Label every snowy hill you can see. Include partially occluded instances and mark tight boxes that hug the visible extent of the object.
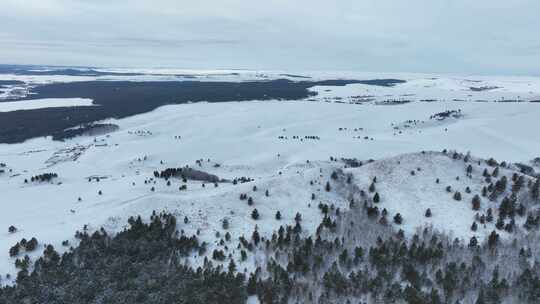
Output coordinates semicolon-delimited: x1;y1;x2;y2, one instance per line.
1;93;539;285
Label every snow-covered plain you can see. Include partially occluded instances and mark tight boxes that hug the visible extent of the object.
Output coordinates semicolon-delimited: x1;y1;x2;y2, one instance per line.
0;77;540;284
0;98;94;112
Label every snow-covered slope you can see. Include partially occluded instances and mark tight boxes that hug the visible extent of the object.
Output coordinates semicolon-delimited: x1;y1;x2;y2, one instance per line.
1;93;539;284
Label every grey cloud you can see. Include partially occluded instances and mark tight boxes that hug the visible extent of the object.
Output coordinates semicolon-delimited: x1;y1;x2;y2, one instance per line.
0;0;539;75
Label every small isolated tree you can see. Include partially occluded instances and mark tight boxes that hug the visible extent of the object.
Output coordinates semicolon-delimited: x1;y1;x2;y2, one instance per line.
222;218;229;230
8;226;17;233
311;193;316;200
369;182;376;193
265;189;269;197
453;191;462;201
373;192;380;203
251;209;260;220
184;216;189;224
492;167;499;177
471;221;478;231
275;211;282;220
247;197;254;206
331;171;338;180
425;208;432;218
295;212;302;223
98;190;103;195
472;195;481;210
325;182;331;192
394;213;403;225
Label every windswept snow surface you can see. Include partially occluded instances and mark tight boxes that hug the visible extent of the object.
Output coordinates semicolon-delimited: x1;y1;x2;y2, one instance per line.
0;98;94;112
0;89;539;284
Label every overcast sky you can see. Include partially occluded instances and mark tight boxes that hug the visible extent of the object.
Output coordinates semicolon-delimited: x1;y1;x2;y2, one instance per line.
1;0;539;75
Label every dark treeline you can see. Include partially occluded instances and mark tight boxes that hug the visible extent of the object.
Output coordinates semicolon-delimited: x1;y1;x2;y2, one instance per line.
0;79;404;143
25;173;58;183
154;167;222;183
0;212;246;304
0;80;25;86
52;123;120;141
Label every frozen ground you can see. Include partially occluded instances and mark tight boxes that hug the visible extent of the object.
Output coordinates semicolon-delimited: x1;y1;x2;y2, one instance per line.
0;79;539;284
0;98;94;112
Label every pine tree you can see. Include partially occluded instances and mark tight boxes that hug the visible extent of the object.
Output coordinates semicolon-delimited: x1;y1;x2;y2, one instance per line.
495;217;505;230
8;226;17;233
275;211;282;220
469;236;478;248
228;260;236;273
369;182;376;193
488;231;499;248
471;221;478;231
325;182;331;192
252;229;260;245
247;273;257;295
251;209;260;220
486;208;494;222
394;213;403;224
453;191;462;201
373;192;380;203
532;179;540;201
222;218;229;230
425;208;432;217
472;195;481;210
